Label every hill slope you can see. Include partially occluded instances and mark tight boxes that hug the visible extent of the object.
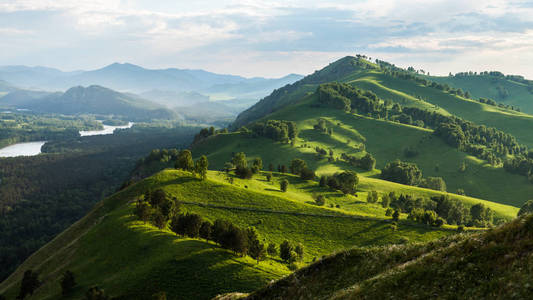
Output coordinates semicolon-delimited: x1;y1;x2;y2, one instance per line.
0;169;467;299
245;213;533;300
429;73;533;114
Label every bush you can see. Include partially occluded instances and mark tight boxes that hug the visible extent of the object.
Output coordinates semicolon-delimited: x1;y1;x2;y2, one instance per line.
267;243;277;256
280;179;289;192
315;195;326;206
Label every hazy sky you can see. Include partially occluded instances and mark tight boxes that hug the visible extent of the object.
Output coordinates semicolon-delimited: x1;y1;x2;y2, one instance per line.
2;0;533;78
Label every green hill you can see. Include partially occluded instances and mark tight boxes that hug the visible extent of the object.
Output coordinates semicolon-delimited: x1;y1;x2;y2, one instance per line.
196;56;533;207
243;212;533;300
428;72;533;114
1;169;480;299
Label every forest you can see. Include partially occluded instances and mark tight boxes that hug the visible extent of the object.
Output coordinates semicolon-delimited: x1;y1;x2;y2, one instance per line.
0;124;198;281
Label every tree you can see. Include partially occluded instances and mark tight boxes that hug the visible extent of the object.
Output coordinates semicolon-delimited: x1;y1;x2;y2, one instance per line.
381;194;391;208
518;200;533;216
290;159;308;175
266;173;272;182
85;286;108;300
279;240;294;262
150;189;167;208
336;171;359;194
199;221;212;241
392;209;400;221
134;200;151;222
419;177;447;192
251;157;263;174
195;155;209;180
280;179;289;192
315;195;326;206
151;209;167;229
232;152;247;169
248;238;266;263
222;224;248;255
367;190;378;203
280;165;287;173
470;203;493;227
294;243;304;261
300;167;316;180
60;270;76;296
18;270;40;300
360;153;376;170
267;243;277;256
176;150;194;171
319;175;327;187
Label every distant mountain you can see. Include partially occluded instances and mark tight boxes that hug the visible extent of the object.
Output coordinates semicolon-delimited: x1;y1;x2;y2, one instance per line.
0;79;18;93
139;90;210;107
207;73;304;99
0;63;303;97
1;85;177;121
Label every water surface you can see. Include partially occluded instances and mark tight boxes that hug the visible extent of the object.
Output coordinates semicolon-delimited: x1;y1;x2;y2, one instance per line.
0;141;46;157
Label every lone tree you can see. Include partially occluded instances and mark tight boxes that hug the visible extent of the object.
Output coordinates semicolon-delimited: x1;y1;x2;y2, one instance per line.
336;171;359;194
176;150;194;171
60;270;76;296
280;179;289;192
392;209;400;222
251;157;263;174
279;240;296;262
290;159;307;175
195;155;209;180
18;270;40;300
267;243;277;256
294;243;304;261
232;152;248;169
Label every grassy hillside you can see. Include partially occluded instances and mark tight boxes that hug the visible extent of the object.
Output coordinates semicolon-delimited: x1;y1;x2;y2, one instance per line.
244;213;533;300
0;169;465;299
193;91;533;207
429;73;533;114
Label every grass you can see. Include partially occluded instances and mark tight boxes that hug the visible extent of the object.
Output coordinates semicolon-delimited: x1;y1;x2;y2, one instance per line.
0;170;458;299
193;91;532;208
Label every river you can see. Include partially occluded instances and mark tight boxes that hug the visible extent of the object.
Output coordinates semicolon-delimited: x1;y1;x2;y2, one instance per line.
0;122;134;157
0;141;47;157
79;122;134;136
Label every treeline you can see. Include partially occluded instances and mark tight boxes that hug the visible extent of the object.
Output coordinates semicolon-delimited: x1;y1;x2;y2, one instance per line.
376;59;522;110
386;193;494;227
192;126;229;144
316;82;525;166
134;189;303;265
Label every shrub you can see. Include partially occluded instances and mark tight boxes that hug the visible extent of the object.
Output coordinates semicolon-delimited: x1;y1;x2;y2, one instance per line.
315;195;326;206
280;179;289;192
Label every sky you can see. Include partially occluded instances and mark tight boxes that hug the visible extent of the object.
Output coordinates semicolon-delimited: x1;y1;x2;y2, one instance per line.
2;0;533;78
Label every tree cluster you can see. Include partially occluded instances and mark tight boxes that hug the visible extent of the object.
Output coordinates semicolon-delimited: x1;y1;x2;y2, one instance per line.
134;189;180;229
249;120;298;143
340;153;376;170
321;171;359;194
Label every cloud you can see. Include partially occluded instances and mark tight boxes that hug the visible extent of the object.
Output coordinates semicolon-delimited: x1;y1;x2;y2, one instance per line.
1;0;533;78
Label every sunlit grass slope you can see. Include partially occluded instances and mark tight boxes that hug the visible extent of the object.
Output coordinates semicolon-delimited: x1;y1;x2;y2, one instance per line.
0;170;461;299
194;92;532;207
